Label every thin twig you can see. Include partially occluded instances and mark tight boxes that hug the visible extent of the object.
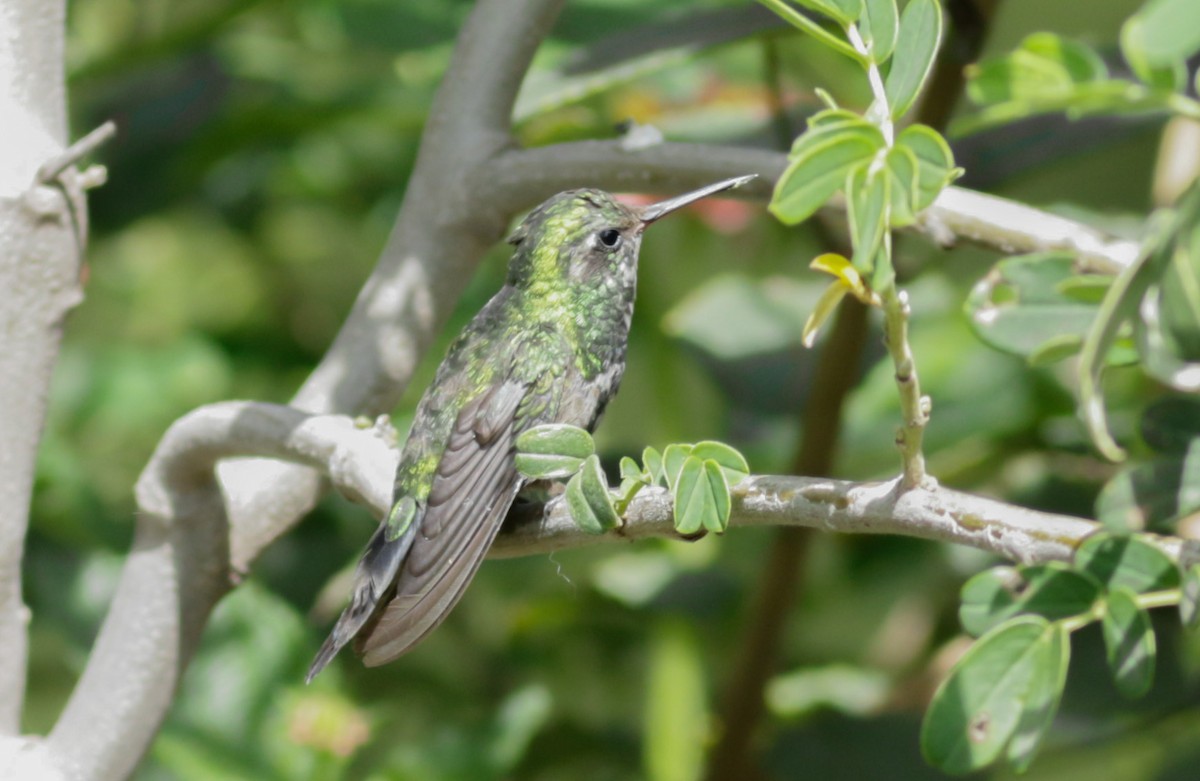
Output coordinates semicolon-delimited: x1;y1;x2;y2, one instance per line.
35;120;116;184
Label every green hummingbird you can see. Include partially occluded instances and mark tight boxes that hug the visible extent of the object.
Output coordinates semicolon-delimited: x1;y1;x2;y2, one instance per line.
307;174;755;681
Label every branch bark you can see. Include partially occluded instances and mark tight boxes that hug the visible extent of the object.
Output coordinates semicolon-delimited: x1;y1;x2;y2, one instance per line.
0;0;74;738
55;402;1164;570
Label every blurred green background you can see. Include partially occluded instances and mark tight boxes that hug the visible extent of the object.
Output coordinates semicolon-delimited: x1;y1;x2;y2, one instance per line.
24;0;1200;778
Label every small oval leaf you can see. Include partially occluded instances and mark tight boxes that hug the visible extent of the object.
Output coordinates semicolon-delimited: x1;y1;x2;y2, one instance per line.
1180;563;1200;629
701;459;733;533
895;124;957;211
672;456;708;536
564;455;621;534
770;124;885;225
1074;533;1181;593
662;444;694;490
1006;622;1069;773
691;441;750;485
884;0;942;118
859;0;899;63
1102;587;1156;698
921;616;1053;774
959;563;1101;637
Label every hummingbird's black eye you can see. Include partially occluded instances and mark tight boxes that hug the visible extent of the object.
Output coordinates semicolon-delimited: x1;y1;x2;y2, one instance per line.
597;228;622;249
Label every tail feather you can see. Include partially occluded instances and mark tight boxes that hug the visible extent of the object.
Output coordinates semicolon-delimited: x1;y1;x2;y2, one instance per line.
306;522;414;683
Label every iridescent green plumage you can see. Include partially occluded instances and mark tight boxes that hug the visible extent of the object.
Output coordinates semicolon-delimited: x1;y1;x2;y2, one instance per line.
308;176;753;681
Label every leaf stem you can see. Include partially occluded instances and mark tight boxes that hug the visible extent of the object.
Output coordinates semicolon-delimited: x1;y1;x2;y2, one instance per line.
881;287;930;488
846;24;894;146
847;21;928;488
756;0;867;65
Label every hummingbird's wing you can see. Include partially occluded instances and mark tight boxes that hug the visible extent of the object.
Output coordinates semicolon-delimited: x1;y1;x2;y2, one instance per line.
356;379;529;666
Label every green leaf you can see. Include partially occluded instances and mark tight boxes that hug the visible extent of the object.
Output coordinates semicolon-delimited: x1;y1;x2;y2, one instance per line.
920;616;1056;774
616;456;650;514
1095;440;1200;532
791;0;862;26
959;563;1101;637
802;279;854;347
672;456;733;535
1181;564;1200;629
1027;334;1085;366
1138;184;1200;390
1074;533;1181;593
802;108;866;135
770;122;884;225
1102;587;1156;698
858;0;898;63
967;34;1106;106
515;424;595;479
883;0;942;118
662;444;694;490
1022;32;1108;84
1079;218;1171;461
845;161;890;274
564;455;621;534
965;253;1109;363
643;446;665;486
1121;17;1187;91
1121;0;1200;72
690;441;750;485
1006;622;1069;773
757;0;867;64
882;143;918;227
1057;274;1113;304
895;124;957;211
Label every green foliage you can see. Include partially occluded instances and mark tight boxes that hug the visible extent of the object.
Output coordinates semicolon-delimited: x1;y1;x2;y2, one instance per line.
1078;181;1200;460
515;425;749;537
769;115;885;226
762;0;960;347
926;532;1191;774
882;0;941;119
921;616;1065;775
514;424;596;479
565;454;624;534
958;563;1102;637
957;0;1200;134
965;252;1119;365
1102;587;1156;698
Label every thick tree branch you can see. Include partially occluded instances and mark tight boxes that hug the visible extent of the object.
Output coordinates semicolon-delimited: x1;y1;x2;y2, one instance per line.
0;0;77;738
90;404;1177;571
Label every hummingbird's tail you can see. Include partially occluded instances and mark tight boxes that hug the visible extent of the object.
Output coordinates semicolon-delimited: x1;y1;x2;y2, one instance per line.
306;521;414;683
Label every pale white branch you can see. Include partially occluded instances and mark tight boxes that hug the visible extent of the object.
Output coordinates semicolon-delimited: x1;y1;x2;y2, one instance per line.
494;476;1162;566
0;0;80;740
44;403;396;780
476;141;1141;272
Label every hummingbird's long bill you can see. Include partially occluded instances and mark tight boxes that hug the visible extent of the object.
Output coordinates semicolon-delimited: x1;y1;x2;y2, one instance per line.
637;173;758;224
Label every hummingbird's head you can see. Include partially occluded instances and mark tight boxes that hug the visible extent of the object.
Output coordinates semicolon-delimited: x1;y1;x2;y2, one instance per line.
504;175;756;294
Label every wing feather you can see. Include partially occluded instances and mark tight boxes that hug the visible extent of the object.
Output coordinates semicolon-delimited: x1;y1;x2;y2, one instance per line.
356;380;527;665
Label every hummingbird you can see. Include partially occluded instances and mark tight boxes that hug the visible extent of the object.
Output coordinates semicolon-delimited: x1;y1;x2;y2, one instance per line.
307;174;755;682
